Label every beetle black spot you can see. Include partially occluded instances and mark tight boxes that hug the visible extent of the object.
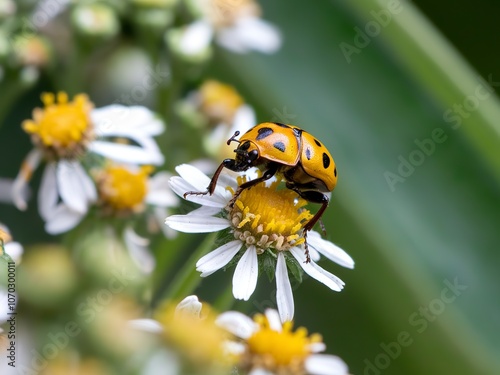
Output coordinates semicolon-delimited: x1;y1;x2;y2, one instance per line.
273;122;290;128
256;127;274;140
334;167;337;177
314;139;322;147
273;141;286;152
305;147;312;160
322;153;330;169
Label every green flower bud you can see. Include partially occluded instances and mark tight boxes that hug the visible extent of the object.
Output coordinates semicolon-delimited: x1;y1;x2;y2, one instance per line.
71;3;120;41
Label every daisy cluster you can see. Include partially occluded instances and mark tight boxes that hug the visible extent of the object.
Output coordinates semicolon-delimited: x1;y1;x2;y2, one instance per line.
0;2;355;374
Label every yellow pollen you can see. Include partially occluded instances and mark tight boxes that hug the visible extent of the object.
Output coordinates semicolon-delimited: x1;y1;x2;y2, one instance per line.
199;80;244;124
97;165;153;212
246;313;322;370
22;92;94;155
230;180;312;251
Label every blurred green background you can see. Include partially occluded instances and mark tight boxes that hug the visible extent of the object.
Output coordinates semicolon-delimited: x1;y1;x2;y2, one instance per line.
1;0;500;374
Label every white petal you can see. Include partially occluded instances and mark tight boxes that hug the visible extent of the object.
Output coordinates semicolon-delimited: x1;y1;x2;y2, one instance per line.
290;247;345;292
154;207;177;239
175;164;211;191
38;162;58;220
4;242;23;265
308;231;355;269
180;20;213;55
309;342;327;353
249;369;274;375
216;311;257;339
128;319;163;333
169;176;228;208
175;295;202;318
187;205;222;217
0;178;16;204
196;240;242;277
73;160;97;203
44;204;85;234
232;246;258;301
264;309;283;332
217;17;281;54
12;149;42;210
222;340;246;356
142;348;180;375
276;252;294;322
92;105;165;136
232;104;256;134
123;227;155;274
56;161;92;214
90;139;164;166
305;354;349;375
146;172;179;207
165;215;229;233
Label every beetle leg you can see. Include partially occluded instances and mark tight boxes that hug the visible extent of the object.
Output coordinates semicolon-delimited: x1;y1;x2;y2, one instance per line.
183;159;236;198
228;164;279;207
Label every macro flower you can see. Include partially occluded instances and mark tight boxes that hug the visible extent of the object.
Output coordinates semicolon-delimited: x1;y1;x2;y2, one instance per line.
217;308;349;375
12;92;165;217
166;164;354;322
43;163;178;272
130;295;234;374
173;0;281;57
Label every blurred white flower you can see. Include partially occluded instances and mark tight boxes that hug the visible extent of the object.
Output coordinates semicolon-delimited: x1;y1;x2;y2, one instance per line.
217;308;349;375
43;164;178;273
12;93;165;223
177;0;281;56
166;164;354;322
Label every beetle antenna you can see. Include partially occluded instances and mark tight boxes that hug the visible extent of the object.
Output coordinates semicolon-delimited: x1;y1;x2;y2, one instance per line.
226;131;241;145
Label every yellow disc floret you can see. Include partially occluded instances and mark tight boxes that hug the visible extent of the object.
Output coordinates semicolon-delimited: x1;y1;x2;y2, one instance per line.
155;301;235;372
229;178;312;252
22;92;94;159
96;165;153;214
244;313;323;374
199;80;244;125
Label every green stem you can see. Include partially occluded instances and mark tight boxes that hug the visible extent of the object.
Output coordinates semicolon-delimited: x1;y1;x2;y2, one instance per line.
212;282;235;312
161;232;217;302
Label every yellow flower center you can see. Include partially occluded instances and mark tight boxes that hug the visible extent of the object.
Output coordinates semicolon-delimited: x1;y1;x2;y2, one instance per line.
22;92;94;159
245;313;322;373
155;302;235;371
97;165;152;212
207;0;261;27
199;80;244;124
229;178;312;252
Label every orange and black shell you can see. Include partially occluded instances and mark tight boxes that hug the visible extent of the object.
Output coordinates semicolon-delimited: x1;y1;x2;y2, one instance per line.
237;122;337;192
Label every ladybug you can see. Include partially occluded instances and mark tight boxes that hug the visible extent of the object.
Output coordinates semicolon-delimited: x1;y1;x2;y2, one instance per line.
186;122;338;262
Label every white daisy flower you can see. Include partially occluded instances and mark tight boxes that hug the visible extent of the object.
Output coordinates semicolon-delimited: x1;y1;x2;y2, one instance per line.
166;164;354;322
217;308;349;375
177;0;281;56
11;92;165;218
43;164;178;273
130;295;235;373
